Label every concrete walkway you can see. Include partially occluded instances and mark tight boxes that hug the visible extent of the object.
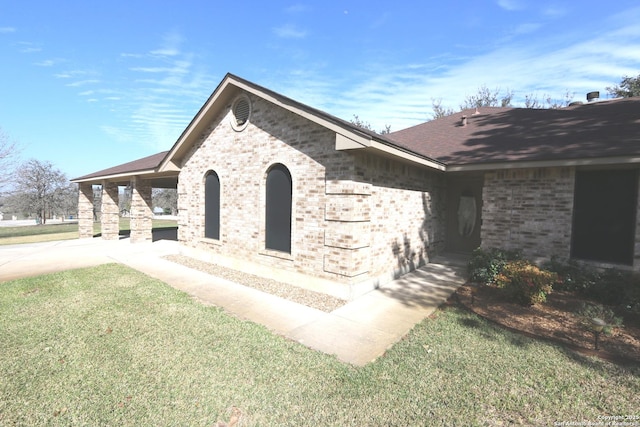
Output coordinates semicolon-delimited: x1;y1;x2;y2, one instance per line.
0;237;467;366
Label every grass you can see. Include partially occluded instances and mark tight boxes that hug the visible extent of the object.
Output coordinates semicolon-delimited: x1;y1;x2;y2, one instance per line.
1;264;638;426
0;219;178;245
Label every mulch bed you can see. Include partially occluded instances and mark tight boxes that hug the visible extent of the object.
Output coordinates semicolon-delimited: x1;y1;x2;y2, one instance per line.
454;284;640;365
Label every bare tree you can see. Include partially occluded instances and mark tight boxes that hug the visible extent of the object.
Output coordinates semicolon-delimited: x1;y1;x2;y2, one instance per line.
461;85;513;109
0;127;21;192
14;159;68;224
431;98;455;119
152;188;178;215
350;115;392;134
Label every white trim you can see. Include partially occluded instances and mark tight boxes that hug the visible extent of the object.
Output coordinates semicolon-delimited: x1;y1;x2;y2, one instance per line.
446;155;640;172
71;169;157;184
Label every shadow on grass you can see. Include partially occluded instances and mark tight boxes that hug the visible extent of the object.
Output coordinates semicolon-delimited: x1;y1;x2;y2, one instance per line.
453;303;640;370
456;310;532;349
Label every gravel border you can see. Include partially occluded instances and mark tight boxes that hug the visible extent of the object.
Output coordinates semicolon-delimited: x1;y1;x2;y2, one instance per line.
164;254;347;313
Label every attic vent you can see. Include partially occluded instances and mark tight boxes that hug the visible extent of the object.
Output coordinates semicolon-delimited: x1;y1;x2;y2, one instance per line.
230;95;251;131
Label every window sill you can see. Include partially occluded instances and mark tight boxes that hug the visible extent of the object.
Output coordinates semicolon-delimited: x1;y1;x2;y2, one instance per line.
199;237;222;247
259;248;294;261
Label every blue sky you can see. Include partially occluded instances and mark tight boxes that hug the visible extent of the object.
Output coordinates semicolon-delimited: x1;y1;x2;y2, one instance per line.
1;0;639;180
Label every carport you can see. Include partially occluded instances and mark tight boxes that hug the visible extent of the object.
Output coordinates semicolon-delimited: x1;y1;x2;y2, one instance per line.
71;151;179;243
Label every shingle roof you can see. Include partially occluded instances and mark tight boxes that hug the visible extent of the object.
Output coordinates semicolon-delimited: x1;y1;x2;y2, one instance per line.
387;98;640;166
72;151;168;181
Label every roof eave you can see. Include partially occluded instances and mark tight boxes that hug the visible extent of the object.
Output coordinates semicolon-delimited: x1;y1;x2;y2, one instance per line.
71;168;158;184
446;155;640;172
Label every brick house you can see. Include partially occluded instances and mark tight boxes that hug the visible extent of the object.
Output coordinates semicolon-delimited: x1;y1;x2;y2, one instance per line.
72;74;640;296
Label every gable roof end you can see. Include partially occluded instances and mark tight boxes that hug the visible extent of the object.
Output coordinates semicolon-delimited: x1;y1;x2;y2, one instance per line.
158;73;446;173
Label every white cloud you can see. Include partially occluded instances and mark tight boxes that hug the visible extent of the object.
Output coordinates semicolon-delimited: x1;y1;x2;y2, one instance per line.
150;31;183;57
271;8;640;132
513;22;541;35
542;6;567;18
35;59;55;67
285;4;309;14
18;42;41;53
66;79;100;87
0;27;16;33
273;24;307;39
497;0;525;11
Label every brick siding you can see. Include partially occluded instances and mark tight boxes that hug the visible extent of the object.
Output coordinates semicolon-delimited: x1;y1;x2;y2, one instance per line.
482;167;575;261
177;92;447;286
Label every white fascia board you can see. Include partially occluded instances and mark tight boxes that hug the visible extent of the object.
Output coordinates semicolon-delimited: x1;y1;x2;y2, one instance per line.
446;155;640;172
335;133;371;150
71;169;156;184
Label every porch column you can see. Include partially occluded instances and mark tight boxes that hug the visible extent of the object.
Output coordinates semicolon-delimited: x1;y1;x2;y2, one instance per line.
101;180;120;240
130;176;153;243
77;183;94;239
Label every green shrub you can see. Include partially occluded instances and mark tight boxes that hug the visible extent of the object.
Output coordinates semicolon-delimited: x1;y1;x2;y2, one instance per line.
575;302;624;336
545;258;640;313
543;257;599;293
467;247;521;284
494;260;558;306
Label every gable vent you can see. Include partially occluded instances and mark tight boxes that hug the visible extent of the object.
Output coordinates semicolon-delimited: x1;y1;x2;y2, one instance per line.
233;97;251;125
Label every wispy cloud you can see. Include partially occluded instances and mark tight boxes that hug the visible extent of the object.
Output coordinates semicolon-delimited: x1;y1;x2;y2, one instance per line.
101;31;216;150
284;4;309;14
0;27;16;33
512;22;541;35
150;31;183;57
34;59;56;67
273;24;307;39
18;42;41;53
497;0;525;11
271;7;640;131
65;79;100;87
542;6;567;18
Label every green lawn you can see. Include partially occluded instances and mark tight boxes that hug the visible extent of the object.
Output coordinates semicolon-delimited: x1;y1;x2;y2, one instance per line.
0;219;178;245
1;264;638;426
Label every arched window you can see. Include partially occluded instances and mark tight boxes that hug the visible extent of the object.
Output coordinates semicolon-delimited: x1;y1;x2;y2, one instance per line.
204;171;220;240
265;164;292;253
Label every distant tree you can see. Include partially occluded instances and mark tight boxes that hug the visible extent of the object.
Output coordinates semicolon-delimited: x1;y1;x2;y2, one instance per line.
152;188;177;215
607;74;640;97
52;183;78;219
13;159;68;224
524;91;574;109
350;115;391;134
0;127;22;193
461;85;514;109
119;185;132;216
431;98;455;119
93;186;102;220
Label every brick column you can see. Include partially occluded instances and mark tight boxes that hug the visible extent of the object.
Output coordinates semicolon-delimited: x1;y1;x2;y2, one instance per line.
130;176;153;243
323;180;371;280
78;183;94;239
101;181;120;240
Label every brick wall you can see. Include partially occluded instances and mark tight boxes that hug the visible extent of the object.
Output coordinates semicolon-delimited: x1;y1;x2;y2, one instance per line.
178;93;356;283
482;167;575;261
355;153;446;282
177;92;448;286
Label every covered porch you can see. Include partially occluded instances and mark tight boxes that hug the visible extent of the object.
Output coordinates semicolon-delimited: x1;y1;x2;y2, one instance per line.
71;152;179;244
